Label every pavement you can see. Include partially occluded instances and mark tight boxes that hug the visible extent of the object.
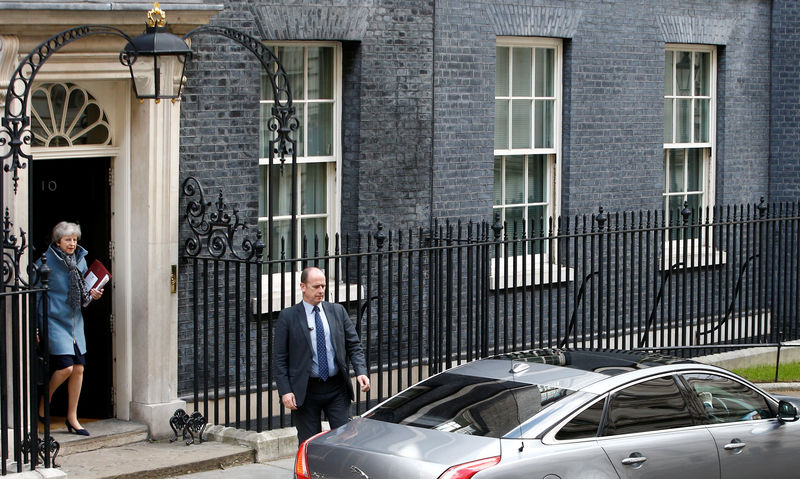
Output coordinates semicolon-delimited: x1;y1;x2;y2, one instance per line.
169;457;294;479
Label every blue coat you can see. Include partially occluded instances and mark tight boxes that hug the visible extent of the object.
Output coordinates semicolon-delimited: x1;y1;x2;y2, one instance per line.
36;244;88;356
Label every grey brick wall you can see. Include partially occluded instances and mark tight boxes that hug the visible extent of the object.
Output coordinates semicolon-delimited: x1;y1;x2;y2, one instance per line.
176;0;796;395
770;0;800;203
179;0;781;241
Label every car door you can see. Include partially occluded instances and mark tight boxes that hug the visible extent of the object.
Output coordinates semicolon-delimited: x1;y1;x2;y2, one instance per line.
597;375;720;479
681;372;800;479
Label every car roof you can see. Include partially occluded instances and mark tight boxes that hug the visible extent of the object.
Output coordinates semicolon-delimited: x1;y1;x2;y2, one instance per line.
445;348;699;392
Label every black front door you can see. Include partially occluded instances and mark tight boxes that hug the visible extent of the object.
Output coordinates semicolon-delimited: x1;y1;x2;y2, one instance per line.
31;157;113;419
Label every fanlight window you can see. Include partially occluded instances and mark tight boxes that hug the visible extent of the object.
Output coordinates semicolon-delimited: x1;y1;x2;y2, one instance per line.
31;83;111;147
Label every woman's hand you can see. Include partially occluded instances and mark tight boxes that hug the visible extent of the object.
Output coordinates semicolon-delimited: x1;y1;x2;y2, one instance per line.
89;288;104;300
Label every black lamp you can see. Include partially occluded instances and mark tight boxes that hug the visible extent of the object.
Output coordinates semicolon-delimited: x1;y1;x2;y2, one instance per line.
122;2;192;103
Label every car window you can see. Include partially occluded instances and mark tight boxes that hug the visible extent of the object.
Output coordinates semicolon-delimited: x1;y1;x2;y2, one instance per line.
681;373;775;423
363;371;575;438
555;396;606;440
603;376;695;436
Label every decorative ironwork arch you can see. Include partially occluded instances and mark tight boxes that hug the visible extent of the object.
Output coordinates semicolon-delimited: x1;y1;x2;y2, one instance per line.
182;177;264;261
182;26;299;166
179;26;299;260
1;25;134;193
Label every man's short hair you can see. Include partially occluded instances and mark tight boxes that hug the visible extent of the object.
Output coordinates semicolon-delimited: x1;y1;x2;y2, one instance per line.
300;266;324;284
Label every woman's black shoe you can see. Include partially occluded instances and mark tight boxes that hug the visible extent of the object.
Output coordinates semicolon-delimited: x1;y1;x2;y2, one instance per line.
38;415;46;424
65;420;89;436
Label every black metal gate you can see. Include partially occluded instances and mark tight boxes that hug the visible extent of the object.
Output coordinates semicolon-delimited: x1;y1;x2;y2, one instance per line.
0;218;57;474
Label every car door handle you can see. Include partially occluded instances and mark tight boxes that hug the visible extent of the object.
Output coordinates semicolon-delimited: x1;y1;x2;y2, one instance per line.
621;455;647;466
724;440;746;451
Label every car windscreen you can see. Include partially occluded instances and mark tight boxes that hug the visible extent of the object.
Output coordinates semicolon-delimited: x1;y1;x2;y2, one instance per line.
363;371;575;438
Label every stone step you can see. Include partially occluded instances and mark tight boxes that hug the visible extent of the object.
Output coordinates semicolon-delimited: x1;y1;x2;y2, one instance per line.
56;440;255;479
45;419;149;456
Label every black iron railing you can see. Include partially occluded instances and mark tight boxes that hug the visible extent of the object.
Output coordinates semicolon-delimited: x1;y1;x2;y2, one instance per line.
178;187;800;432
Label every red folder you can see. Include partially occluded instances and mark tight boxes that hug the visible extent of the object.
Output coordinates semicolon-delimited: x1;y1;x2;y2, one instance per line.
84;259;111;291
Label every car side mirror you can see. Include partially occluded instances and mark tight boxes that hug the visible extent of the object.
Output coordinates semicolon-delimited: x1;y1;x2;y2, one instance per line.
778;400;799;424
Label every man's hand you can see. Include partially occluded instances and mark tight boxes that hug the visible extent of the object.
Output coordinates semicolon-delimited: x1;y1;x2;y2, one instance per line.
357;375;370;393
281;392;297;410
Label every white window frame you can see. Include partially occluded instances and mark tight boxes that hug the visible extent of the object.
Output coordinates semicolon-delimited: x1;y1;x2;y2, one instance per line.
493;37;567;287
663;44;722;268
259;41;342;262
258;42;360;309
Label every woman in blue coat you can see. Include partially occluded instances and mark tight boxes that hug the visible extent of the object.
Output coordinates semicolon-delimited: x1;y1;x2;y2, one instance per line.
37;221;104;436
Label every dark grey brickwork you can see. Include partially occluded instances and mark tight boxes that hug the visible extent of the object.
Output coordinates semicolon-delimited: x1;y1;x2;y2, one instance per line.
176;0;799;395
770;0;800;203
178;0;783;245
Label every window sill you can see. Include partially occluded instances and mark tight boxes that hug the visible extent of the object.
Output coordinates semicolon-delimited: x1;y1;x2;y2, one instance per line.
253;272;364;314
661;246;727;271
489;257;575;290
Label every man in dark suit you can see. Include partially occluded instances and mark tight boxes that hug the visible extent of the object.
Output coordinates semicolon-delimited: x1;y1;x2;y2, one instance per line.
274;266;371;445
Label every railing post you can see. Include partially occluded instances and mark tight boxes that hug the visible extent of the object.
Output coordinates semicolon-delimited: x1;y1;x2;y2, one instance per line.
491;214;503;356
38;257;52;468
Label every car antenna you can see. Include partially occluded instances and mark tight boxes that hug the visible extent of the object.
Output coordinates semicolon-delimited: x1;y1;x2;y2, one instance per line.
509;360;529;452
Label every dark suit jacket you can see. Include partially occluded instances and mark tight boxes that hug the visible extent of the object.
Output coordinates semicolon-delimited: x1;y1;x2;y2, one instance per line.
274;301;368;407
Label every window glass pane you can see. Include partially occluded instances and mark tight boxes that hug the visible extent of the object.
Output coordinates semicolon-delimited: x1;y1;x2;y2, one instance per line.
664;51;674;96
495;100;509;150
363;371;575;439
686;193;701;220
682;373;774;424
668;195;685;224
694;99;709;143
260;68;273;101
494;157;503;205
496;47;509;97
261;102;304;157
664;99;673;143
511;99;532;149
676;99;691;143
534;100;553;148
604;377;694;436
534;48;554;97
505;156;524;204
307;102;333;156
668;149;685;193
301;163;327;214
512;47;532;96
270;164;293;216
676;51;692;96
556;398;606;440
505;206;524;233
301;217;327;254
694;52;710;97
687;149;702;192
528;155;546;203
267;219;292;261
528;205;546;232
308;47;333;100
258;165;267;217
528;205;546;253
276;46;304;101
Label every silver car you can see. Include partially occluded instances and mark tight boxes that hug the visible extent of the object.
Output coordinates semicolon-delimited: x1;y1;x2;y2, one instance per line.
295;349;800;479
